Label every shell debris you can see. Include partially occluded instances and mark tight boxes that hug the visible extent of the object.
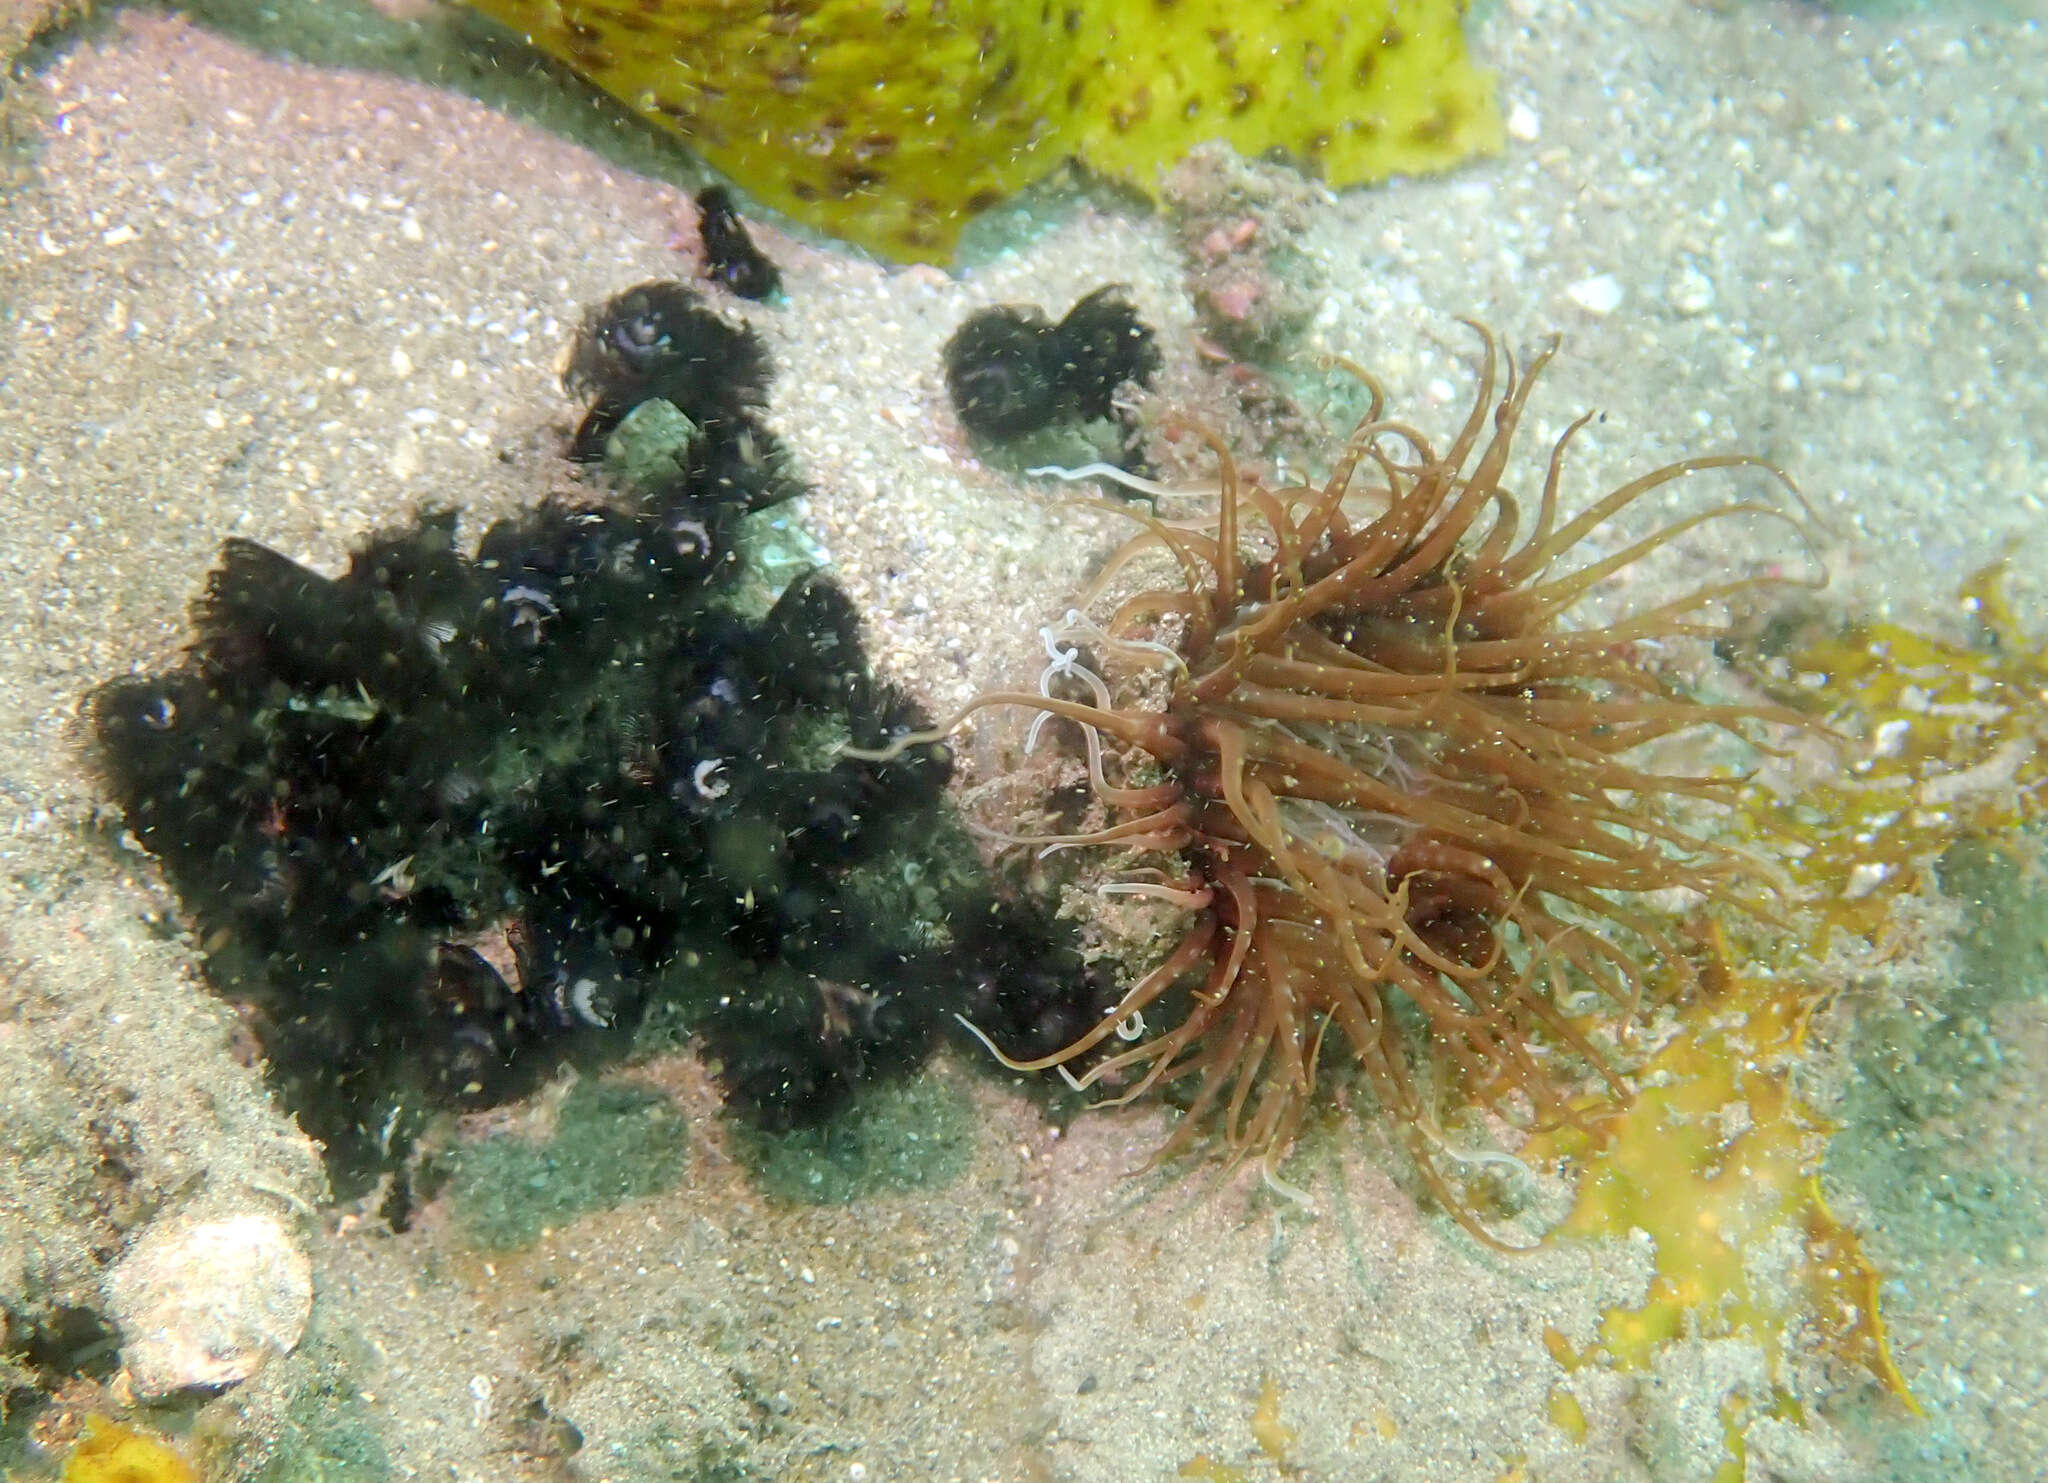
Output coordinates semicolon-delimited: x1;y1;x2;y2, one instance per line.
103;1213;313;1397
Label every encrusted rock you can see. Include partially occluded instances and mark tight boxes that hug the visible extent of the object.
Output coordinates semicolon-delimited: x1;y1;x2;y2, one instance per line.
104;1213;312;1396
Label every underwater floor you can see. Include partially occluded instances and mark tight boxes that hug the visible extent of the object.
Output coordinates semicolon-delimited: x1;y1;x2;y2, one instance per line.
1;0;2046;1479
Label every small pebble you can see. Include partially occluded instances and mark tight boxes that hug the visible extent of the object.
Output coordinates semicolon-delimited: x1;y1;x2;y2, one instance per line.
1567;273;1626;316
1666;265;1717;316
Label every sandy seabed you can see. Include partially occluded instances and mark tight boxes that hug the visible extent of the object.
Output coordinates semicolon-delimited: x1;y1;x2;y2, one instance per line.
1;1;2045;1479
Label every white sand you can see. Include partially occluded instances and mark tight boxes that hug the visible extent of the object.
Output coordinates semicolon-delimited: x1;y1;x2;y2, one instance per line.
2;1;2044;1478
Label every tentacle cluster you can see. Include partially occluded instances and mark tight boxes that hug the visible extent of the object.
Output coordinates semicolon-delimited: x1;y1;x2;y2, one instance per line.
856;324;1816;1244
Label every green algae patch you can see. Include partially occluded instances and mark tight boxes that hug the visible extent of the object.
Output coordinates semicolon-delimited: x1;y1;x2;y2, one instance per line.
449;1079;687;1250
731;1071;974;1205
245;1378;392;1483
194;1324;396;1483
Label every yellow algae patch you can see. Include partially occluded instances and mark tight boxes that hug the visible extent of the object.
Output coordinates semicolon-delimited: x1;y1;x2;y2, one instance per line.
1176;1375;1297;1479
1527;931;1918;1473
1518;573;2048;1469
1747;561;2048;942
1066;3;1501;209
1177;1458;1250;1483
1531;931;1908;1388
1348;1406;1398;1444
62;1418;196;1483
456;0;1500;262
1248;1375;1296;1466
1545;1384;1589;1442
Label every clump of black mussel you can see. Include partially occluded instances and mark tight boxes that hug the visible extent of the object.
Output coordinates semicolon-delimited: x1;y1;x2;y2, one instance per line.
96;282;1106;1192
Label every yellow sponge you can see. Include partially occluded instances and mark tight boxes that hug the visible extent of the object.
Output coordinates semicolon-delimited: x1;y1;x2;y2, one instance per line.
459;0;1501;262
62;1419;196;1483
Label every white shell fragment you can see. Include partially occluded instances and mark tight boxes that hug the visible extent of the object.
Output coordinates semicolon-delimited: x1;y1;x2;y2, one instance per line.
104;1213;313;1397
1566;273;1626;316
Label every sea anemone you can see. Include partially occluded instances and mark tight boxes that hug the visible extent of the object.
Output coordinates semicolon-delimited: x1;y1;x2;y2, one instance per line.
854;323;1816;1246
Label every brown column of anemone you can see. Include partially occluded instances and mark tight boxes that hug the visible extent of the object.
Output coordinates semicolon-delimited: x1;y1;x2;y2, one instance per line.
862;325;1808;1248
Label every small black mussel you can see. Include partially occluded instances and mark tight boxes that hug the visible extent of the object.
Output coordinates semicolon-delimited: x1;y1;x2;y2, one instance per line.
695;184;783;301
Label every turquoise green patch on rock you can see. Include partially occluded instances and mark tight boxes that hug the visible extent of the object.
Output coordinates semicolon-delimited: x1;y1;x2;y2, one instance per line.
450;1079;687;1249
251;1378;393;1483
732;1071;974;1205
602;397;703;492
1827;835;2048;1268
219;1325;396;1483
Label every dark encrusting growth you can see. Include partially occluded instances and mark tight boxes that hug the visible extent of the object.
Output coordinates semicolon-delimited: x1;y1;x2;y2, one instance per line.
694;184;783;301
95;281;1097;1191
942;285;1161;443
